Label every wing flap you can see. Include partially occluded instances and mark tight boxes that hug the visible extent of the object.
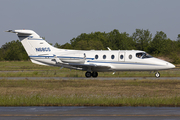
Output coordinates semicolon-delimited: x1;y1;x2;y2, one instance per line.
68;63;111;69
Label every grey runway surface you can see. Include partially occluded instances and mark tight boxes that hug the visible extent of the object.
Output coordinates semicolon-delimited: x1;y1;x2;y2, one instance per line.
0;77;180;80
0;107;180;120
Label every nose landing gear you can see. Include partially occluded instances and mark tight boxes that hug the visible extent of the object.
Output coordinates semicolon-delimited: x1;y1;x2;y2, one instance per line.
85;71;98;78
155;72;160;78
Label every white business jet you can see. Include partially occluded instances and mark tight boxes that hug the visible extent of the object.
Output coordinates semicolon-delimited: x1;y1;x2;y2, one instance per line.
6;29;175;78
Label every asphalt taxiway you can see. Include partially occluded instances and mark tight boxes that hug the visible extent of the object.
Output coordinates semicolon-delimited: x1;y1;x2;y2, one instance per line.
0;107;180;120
0;77;180;80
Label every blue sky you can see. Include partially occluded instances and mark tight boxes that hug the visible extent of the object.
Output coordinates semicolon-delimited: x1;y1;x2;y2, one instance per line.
1;0;180;46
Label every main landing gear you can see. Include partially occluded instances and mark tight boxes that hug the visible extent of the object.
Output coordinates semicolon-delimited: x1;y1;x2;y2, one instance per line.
85;71;98;78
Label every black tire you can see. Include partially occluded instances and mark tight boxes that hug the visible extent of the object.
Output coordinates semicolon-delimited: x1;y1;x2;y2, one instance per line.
92;72;98;78
155;72;160;78
85;72;92;78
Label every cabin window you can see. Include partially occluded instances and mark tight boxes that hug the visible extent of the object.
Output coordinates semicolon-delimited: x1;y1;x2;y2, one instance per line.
136;52;152;59
103;55;106;59
120;55;123;59
129;55;132;59
95;55;98;59
111;55;115;59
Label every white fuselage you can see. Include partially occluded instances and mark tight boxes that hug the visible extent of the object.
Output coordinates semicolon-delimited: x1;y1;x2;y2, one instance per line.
29;49;175;72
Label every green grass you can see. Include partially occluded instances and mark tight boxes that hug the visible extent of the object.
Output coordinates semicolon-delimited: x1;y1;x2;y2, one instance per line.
0;94;180;106
0;79;180;106
0;70;179;77
0;61;59;71
0;61;180;106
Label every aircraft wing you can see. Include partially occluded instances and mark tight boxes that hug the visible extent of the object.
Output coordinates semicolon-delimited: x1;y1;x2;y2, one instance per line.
68;63;112;71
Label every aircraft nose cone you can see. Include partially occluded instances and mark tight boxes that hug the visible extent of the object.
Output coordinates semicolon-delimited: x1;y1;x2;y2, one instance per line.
167;62;175;69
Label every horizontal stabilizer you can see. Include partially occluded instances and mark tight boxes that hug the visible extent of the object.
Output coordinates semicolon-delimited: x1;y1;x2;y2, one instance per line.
6;29;40;38
5;30;32;35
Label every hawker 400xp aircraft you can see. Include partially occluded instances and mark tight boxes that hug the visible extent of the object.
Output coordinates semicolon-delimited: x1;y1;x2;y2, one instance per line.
6;29;175;78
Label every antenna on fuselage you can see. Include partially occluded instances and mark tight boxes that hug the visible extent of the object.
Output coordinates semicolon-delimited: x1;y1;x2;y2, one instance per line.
107;47;111;51
84;53;86;60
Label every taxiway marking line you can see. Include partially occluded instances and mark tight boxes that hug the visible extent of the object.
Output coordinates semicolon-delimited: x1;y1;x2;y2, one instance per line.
0;114;180;117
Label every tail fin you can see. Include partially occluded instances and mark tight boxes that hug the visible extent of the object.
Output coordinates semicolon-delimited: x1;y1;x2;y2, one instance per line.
6;29;58;56
6;29;62;66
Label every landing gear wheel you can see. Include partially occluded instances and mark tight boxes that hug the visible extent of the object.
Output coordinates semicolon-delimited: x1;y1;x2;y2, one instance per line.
85;72;92;78
155;72;160;78
92;72;98;78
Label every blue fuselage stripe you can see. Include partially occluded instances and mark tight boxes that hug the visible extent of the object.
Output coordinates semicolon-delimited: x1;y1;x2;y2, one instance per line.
29;55;94;60
87;61;163;66
29;56;163;66
29;56;54;58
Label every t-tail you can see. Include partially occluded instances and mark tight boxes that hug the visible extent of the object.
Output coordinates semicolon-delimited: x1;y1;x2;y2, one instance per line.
6;29;61;66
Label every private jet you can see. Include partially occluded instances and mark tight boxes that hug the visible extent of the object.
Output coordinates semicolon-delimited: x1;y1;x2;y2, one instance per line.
6;29;175;78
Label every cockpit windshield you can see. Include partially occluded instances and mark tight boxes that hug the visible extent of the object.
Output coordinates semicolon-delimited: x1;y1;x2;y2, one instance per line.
136;52;153;59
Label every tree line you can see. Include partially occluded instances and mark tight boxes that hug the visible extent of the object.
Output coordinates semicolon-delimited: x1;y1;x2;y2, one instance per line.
1;29;180;63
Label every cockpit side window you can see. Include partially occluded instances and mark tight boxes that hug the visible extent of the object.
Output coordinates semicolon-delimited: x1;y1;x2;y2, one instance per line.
136;53;143;58
142;53;153;58
136;52;153;59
